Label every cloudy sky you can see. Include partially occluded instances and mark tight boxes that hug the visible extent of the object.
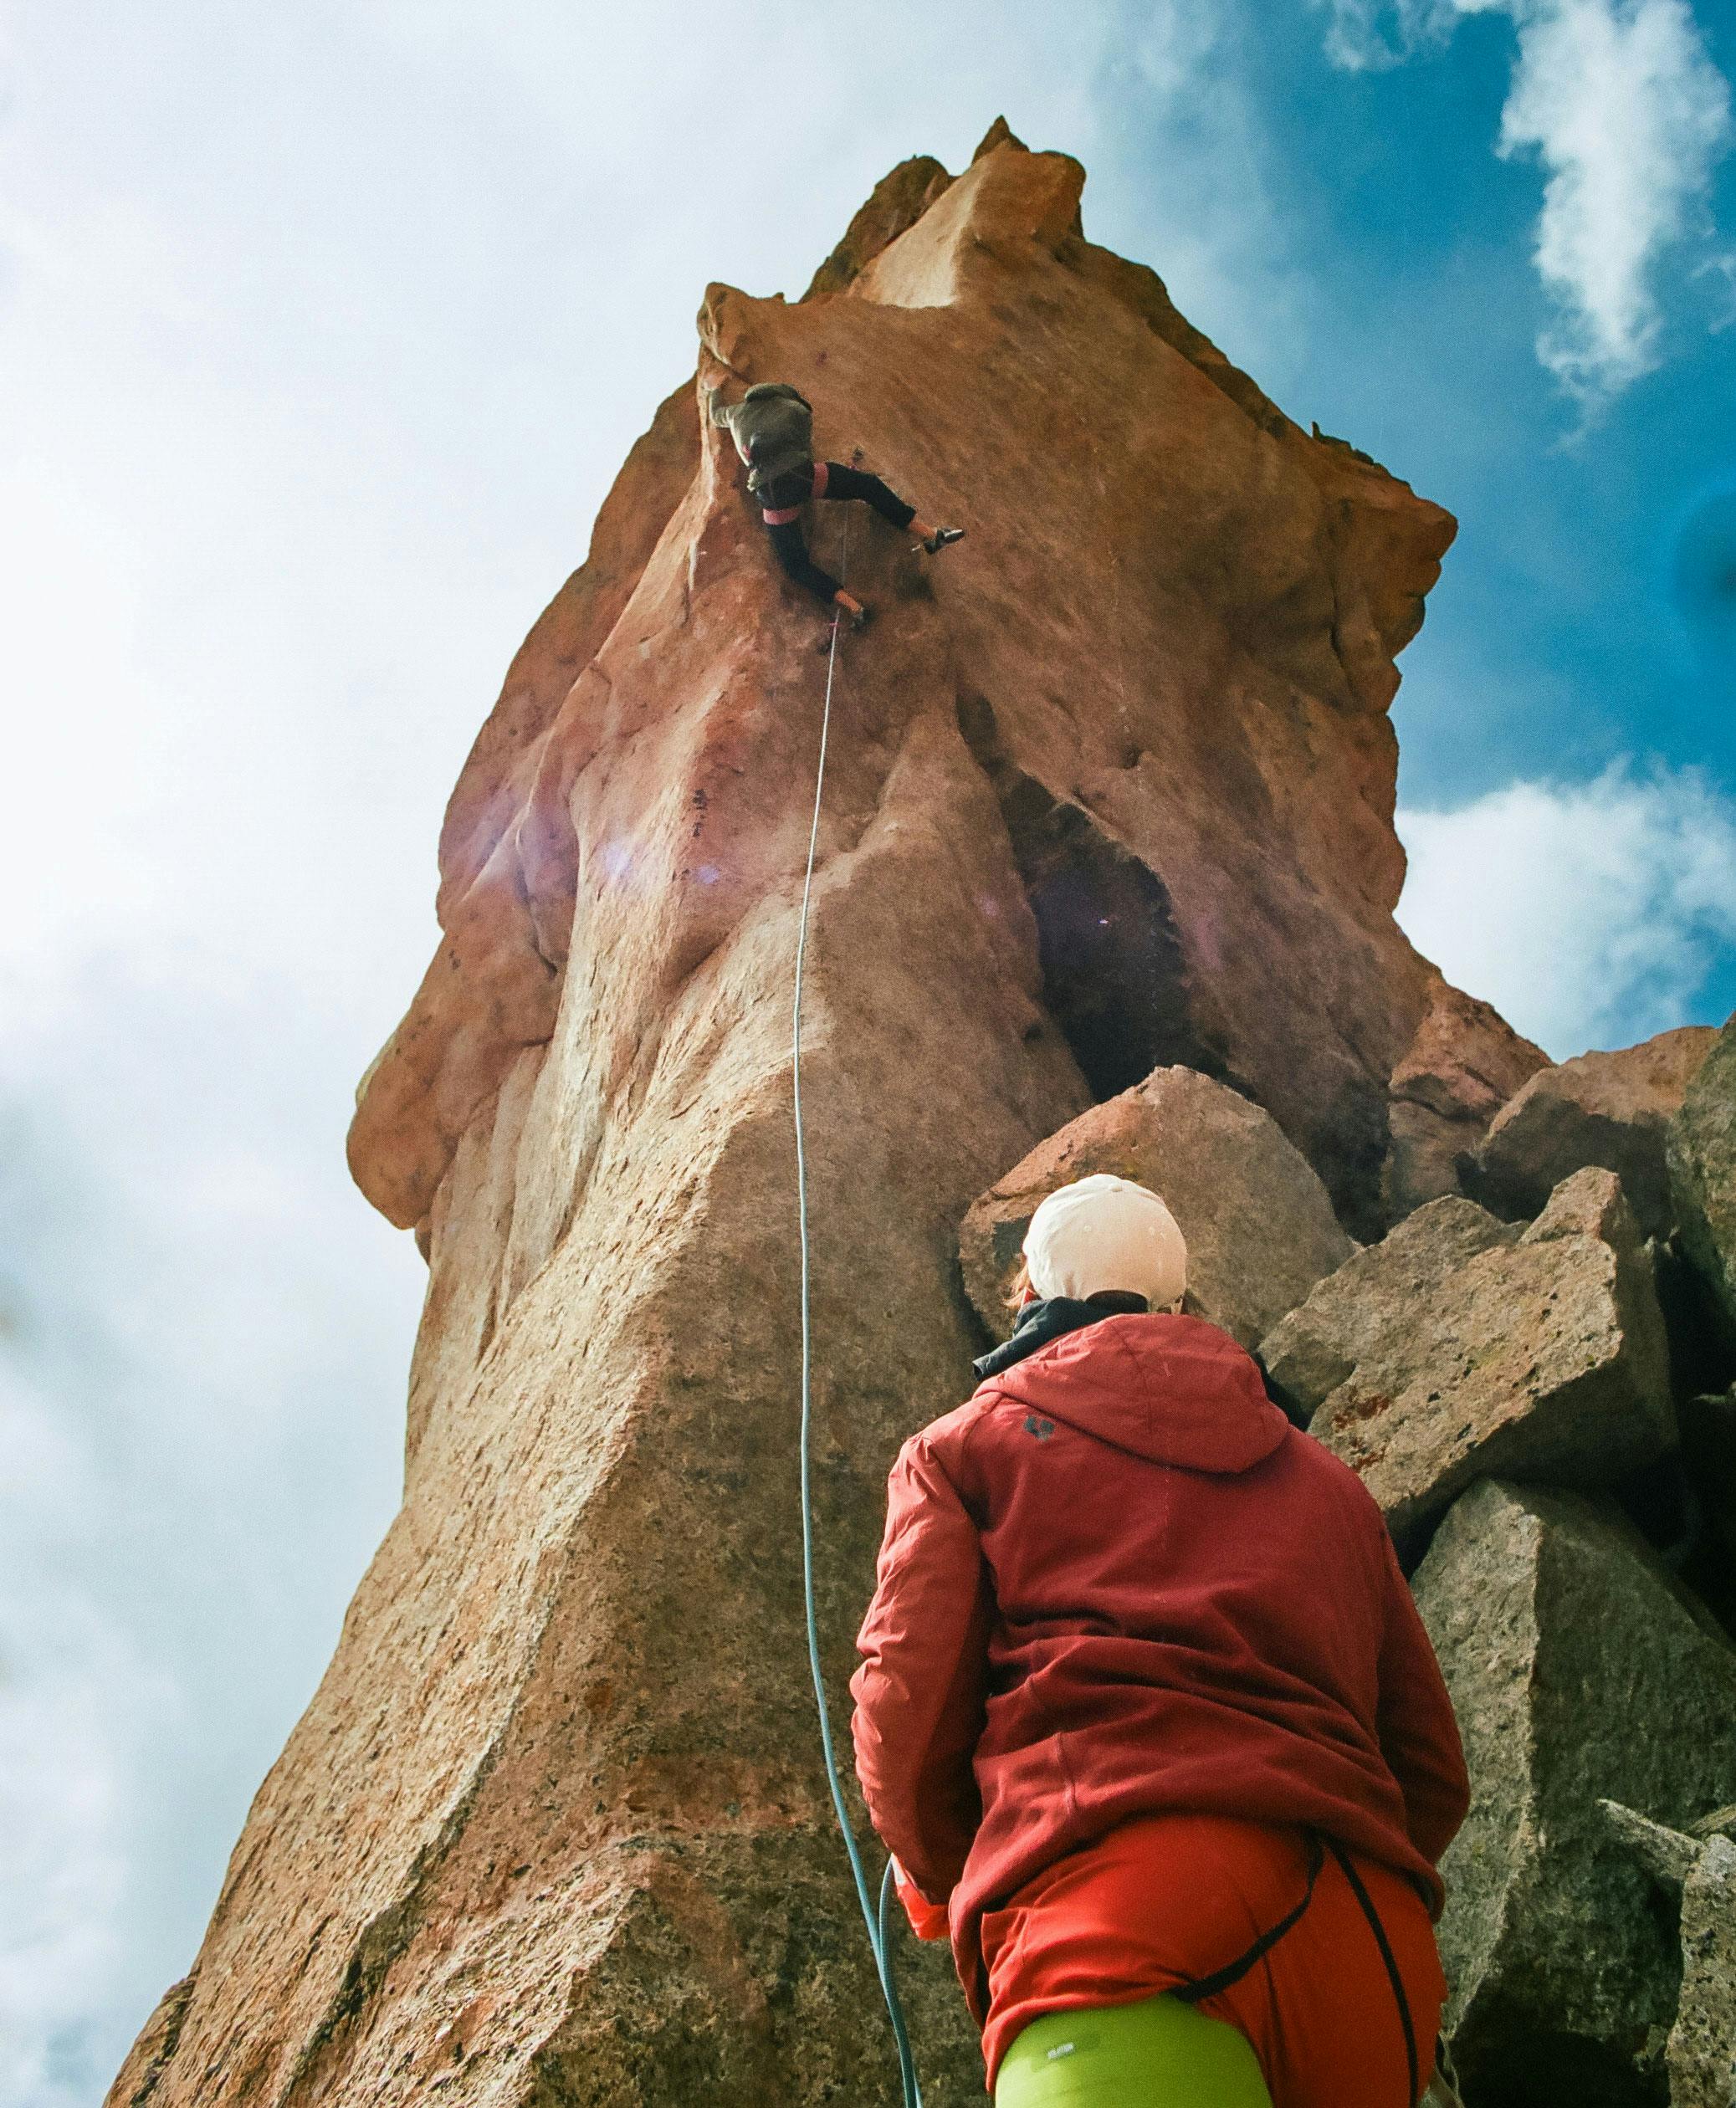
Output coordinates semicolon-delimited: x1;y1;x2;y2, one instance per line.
2;3;1732;2100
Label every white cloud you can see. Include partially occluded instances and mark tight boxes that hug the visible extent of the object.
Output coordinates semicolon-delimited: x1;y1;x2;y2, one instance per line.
1314;0;1458;70
1092;0;1313;372
1493;0;1734;399
1397;761;1736;1057
1316;0;1734;402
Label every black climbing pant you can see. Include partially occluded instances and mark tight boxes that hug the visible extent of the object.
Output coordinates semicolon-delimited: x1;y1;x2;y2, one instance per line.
760;460;917;604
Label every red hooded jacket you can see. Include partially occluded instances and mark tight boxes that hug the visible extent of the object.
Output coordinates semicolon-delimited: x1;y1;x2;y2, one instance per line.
849;1311;1468;2024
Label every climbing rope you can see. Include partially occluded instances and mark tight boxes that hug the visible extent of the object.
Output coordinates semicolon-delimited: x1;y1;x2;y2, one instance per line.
792;519;924;2108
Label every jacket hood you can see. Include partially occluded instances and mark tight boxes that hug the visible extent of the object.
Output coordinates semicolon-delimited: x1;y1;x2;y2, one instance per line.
983;1311;1289;1474
971;1292;1145;1382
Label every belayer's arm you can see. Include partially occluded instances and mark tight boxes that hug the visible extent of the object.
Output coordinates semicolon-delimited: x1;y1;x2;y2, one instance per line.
850;1433;992;1911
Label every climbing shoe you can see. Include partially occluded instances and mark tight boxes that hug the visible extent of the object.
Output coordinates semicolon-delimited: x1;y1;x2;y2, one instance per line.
922;526;965;555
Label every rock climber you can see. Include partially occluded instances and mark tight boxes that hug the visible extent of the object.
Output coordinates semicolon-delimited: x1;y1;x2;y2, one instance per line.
708;381;963;630
851;1173;1469;2108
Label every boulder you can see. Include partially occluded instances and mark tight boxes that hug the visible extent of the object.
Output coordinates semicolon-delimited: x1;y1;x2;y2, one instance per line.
1667;1839;1736;2108
1260;1193;1514;1412
959;1066;1355;1348
1262;1169;1675;1538
1602;1804;1736;2108
1470;1025;1717;1237
1668;1011;1736;1345
1414;1481;1736;2106
1383;974;1548;1220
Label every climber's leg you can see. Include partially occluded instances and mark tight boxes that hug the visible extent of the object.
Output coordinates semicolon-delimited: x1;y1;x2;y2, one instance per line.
764;515;845;607
812;462;964;555
815;461;915;530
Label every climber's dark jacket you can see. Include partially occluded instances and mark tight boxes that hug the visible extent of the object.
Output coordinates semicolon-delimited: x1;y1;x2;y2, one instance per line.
709;382;814;496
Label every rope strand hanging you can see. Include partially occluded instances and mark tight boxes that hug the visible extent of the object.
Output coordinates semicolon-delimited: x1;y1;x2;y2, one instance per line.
791;514;924;2108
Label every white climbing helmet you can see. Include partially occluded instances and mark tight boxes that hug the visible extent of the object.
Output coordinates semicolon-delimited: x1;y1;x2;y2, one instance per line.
1022;1173;1188;1312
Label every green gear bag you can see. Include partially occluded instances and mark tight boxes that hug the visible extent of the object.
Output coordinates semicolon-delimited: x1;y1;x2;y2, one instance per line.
995;1994;1273;2108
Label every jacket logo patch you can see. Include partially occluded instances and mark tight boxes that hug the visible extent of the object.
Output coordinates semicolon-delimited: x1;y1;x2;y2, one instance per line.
1022;1415;1056;1441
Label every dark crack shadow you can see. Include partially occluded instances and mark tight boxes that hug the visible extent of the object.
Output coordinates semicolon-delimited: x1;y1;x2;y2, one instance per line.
955;691;1229;1100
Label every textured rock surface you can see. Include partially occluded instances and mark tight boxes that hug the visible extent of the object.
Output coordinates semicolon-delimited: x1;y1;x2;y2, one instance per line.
959;1065;1354;1348
1263;1169;1674;1537
1669;1012;1736;1344
1683;1387;1736;1570
1415;1481;1736;2107
111;134;1534;2108
1603;1803;1736;2108
1470;1026;1717;1236
1384;975;1549;1220
804;151;954;299
1260;1194;1514;1412
1669;1839;1736;2108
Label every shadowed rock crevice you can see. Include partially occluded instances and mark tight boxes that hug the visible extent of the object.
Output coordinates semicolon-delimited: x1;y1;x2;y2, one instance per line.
955;691;1230;1100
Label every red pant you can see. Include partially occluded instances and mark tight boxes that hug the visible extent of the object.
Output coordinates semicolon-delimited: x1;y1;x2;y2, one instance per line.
977;1813;1447;2105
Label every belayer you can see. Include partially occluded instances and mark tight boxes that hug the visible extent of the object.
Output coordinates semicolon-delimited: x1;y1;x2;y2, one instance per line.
852;1174;1469;2108
709;381;964;630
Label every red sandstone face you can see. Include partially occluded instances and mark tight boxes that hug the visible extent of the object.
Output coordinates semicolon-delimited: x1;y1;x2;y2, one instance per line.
115;130;1545;2108
347;133;1535;1247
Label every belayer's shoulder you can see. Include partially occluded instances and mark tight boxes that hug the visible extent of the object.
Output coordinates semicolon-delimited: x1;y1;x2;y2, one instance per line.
897;1394;996;1469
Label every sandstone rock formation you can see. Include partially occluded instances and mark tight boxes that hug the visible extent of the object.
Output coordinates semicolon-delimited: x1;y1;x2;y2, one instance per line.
346;137;1539;1249
1469;1026;1717;1237
1384;976;1548;1220
111;128;1550;2108
1602;1801;1736;2108
959;1065;1354;1348
1262;1169;1675;1539
1414;1481;1736;2106
1669;1011;1736;1345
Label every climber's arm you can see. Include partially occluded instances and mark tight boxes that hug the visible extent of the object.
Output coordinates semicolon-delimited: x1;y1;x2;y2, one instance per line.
851;1434;991;1912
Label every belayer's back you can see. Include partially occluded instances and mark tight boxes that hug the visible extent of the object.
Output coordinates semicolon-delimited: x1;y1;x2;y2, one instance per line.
921;1310;1457;1911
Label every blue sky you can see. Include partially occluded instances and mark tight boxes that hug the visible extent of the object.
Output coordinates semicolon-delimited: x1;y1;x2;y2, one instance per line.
1268;8;1736;800
1;3;1732;2101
